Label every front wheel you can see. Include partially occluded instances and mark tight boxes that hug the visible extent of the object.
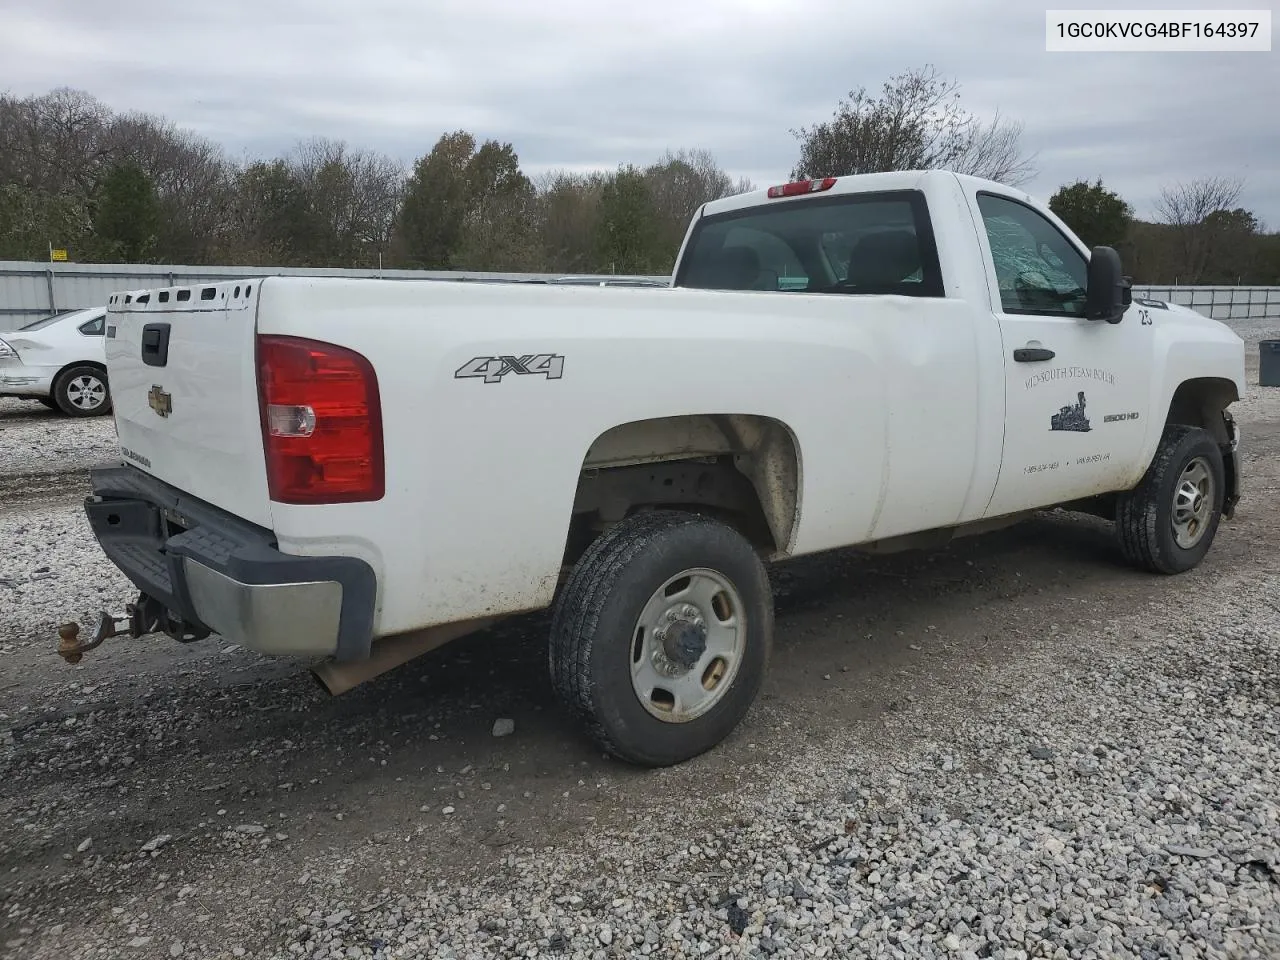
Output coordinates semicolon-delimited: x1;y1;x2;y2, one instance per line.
1116;424;1225;574
52;365;112;417
548;510;773;767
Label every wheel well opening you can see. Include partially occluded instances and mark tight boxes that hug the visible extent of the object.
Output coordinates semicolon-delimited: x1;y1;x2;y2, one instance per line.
1165;377;1239;444
563;415;801;567
55;360;108;381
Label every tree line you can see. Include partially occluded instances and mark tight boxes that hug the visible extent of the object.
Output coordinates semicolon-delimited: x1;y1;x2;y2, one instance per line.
0;88;750;275
2;68;1276;284
1047;176;1279;285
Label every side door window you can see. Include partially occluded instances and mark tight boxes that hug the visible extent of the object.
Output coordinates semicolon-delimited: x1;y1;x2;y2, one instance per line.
976;195;1088;317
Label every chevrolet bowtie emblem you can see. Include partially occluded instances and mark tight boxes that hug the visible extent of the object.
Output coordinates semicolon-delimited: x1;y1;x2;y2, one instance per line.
148;385;172;418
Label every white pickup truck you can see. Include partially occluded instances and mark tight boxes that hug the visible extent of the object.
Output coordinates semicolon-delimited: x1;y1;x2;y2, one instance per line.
60;170;1244;767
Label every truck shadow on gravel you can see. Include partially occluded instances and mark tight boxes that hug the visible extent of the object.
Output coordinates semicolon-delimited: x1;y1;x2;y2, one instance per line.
2;505;1185;905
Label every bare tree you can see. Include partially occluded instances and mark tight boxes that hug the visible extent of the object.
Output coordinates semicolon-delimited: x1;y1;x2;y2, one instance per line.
1155;175;1246;282
0;88;113;195
1156;176;1244;227
640;148;754;260
791;65;1037;186
103;111;237;261
952;111;1037;186
291;137;405;266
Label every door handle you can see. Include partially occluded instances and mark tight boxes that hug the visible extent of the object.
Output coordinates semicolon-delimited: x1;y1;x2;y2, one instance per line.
141;322;171;367
1013;347;1055;363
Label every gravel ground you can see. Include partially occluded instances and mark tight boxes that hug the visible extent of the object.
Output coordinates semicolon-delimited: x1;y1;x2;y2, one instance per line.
2;325;1278;960
272;571;1280;960
0;398;117;479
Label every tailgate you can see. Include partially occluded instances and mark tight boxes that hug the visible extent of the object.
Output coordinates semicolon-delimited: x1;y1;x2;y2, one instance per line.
105;280;273;529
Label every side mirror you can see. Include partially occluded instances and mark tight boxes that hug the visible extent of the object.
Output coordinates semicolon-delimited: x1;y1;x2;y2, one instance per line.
1086;245;1132;324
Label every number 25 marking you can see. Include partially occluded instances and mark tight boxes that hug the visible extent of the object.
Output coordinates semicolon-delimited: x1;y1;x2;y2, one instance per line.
1138;308;1153;326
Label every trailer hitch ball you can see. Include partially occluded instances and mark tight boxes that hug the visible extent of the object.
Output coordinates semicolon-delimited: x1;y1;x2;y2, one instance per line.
57;622;85;665
55;612;129;664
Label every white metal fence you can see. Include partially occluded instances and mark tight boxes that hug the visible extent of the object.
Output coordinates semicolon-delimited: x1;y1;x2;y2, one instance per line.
1132;285;1280;323
3;259;1279;334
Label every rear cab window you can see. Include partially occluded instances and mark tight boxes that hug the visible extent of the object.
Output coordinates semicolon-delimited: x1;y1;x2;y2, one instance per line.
674;189;945;298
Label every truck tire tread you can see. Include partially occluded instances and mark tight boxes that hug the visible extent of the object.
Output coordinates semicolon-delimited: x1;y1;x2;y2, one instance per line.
1116;423;1224;574
548;509;772;767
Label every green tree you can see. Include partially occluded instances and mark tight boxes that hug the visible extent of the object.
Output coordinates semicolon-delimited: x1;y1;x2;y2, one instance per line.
593;166;664;274
454;139;538;270
1048;179;1132;250
1200;207;1260;284
233;159;315;264
534;170;607;273
1255;232;1280;284
394;131;476;268
455;187;541;271
465;140;529;207
93;161;160;261
0;184;91;260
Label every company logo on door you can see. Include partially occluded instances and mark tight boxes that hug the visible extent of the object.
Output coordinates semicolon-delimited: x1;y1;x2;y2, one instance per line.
1050;391;1091;432
1024;366;1115;391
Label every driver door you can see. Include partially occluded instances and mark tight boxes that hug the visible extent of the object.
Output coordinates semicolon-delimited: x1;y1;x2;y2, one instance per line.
970;191;1153;520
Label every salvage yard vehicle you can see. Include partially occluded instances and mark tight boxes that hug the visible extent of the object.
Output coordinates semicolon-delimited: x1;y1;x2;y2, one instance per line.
57;170;1245;767
0;306;112;416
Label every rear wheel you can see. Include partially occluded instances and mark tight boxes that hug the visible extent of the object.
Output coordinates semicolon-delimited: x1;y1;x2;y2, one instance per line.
549;510;773;767
1116;424;1225;574
52;365;111;417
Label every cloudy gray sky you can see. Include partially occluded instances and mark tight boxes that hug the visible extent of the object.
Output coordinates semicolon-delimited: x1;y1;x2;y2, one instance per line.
3;0;1277;224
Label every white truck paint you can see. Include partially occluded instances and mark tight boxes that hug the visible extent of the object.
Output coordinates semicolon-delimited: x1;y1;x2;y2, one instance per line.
67;170;1245;767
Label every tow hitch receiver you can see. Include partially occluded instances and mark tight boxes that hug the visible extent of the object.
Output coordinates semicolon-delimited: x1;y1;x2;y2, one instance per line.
55;594;207;664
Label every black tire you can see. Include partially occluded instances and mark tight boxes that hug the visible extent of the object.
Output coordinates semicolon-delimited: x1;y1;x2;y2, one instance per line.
549;509;773;767
52;365;111;417
1116;424;1225;574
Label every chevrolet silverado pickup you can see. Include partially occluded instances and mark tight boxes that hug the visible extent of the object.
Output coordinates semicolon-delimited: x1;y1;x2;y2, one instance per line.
59;170;1245;767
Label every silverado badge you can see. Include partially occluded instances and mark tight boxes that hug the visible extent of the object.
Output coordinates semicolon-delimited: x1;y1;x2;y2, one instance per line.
148;385;172;418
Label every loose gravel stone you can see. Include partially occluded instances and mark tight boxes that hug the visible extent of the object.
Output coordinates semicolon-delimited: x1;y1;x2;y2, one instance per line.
492;718;515;737
140;834;172;853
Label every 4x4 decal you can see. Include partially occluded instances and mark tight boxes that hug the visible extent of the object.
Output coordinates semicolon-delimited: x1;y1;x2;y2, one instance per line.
455;354;564;384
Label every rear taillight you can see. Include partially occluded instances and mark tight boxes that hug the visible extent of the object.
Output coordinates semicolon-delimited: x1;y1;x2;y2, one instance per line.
256;335;384;504
766;177;838;198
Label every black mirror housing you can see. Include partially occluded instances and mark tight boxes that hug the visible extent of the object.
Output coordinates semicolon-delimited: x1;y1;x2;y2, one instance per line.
1086;245;1132;324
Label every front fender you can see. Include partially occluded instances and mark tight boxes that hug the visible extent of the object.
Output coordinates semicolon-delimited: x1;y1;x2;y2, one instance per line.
1133;309;1245;487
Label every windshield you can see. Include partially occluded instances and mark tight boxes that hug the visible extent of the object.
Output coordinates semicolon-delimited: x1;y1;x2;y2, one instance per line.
674;190;944;297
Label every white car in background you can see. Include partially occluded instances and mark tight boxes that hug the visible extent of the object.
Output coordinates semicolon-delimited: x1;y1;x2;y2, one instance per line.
0;306;112;416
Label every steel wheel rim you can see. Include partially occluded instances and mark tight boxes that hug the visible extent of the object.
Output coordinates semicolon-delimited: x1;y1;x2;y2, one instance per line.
67;374;107;411
630;567;746;723
1171;456;1214;549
